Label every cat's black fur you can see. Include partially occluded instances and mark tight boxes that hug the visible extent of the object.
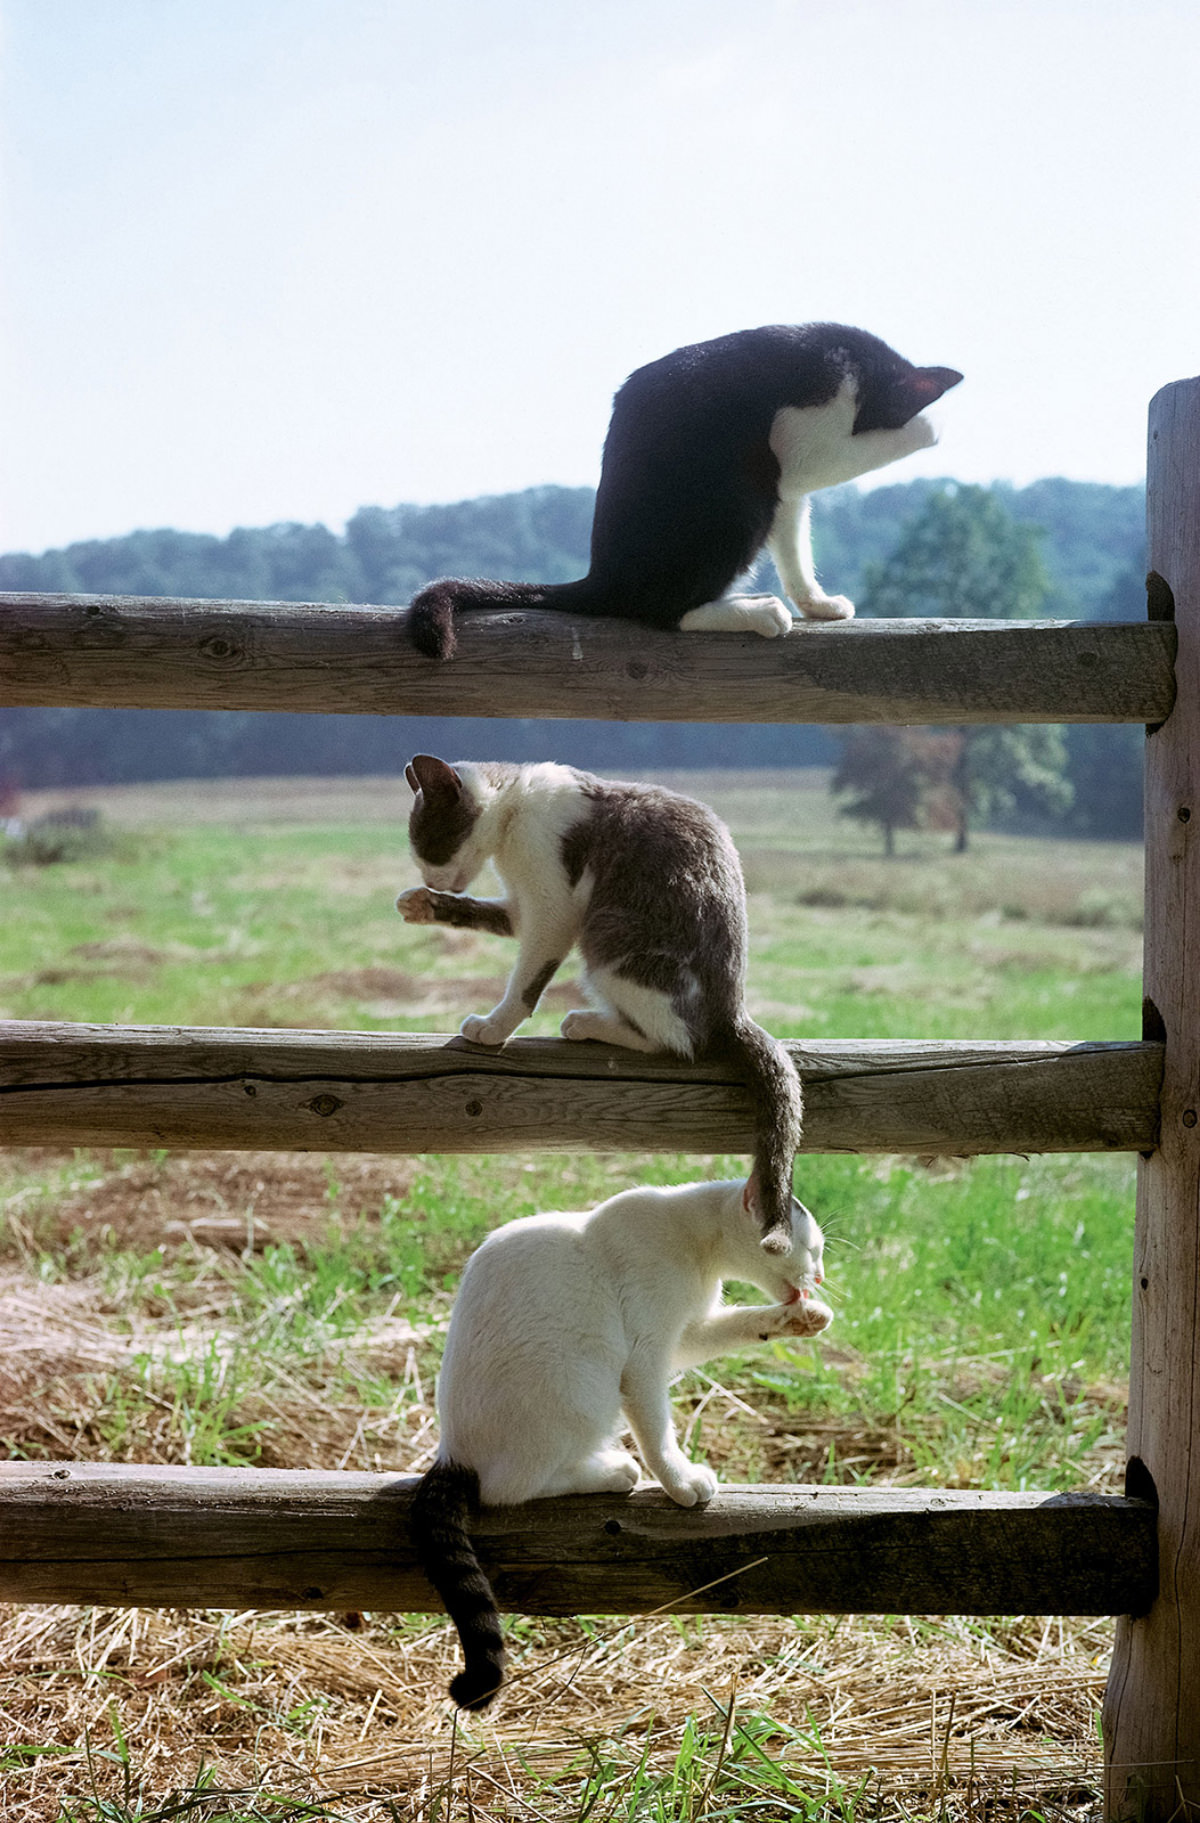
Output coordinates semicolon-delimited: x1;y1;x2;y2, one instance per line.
407;323;961;658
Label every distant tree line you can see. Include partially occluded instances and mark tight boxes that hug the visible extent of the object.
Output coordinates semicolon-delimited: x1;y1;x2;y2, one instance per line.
0;478;1146;835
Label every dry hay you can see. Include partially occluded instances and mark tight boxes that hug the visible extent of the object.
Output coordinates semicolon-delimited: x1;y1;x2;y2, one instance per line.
0;1601;1109;1819
0;1147;1118;1816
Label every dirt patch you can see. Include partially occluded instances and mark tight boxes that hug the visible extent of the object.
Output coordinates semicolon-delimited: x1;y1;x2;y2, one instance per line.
239;967;581;1023
33;1149;417;1259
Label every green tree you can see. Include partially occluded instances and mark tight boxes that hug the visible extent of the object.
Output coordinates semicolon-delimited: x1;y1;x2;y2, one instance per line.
857;485;1072;850
833;727;960;857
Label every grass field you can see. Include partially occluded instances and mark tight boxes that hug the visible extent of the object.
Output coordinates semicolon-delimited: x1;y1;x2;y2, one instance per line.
0;772;1144;1820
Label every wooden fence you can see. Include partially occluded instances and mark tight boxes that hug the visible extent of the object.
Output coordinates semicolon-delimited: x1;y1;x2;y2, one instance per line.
1;374;1198;1816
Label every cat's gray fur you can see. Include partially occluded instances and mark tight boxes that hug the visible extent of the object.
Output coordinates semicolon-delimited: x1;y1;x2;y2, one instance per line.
397;756;803;1248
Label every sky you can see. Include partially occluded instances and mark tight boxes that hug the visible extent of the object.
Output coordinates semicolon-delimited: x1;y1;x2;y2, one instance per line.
2;0;1198;556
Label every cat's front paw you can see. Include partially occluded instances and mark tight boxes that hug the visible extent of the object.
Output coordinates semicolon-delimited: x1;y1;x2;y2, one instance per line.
795;594;855;622
765;1296;834;1339
396;886;437;924
662;1462;719;1507
460;1012;512;1046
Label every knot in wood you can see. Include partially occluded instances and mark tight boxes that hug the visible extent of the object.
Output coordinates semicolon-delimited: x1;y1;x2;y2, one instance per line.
199;630;244;663
306;1092;344;1118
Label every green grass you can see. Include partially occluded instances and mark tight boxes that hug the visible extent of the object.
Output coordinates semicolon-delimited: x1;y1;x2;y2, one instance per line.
0;781;1141;1481
0;773;1141;1813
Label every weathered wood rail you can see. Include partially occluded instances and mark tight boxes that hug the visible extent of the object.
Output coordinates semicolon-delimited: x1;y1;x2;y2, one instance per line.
0;1023;1163;1155
5;377;1200;1815
0;590;1177;723
0;1464;1157;1619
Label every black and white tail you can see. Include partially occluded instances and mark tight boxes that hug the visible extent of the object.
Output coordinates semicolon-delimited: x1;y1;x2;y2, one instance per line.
409;1460;506;1710
717;1016;804;1252
407;577;596;660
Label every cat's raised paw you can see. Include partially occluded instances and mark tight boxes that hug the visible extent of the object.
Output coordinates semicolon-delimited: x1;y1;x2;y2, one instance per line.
460;1013;511;1046
396;886;437;924
777;1296;835;1338
795;594;855;622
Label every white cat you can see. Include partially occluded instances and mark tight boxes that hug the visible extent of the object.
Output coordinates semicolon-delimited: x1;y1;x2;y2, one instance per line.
408;1177;833;1710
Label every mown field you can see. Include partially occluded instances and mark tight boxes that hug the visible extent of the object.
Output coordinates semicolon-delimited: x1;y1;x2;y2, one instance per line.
0;771;1144;1821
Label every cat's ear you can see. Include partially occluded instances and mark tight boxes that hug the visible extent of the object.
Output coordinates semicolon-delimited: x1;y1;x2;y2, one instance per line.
744;1176;791;1255
408;754;464;799
907;366;963;407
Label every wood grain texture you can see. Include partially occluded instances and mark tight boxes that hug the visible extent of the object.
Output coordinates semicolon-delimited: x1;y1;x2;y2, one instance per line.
0;591;1176;724
0;1463;1156;1618
0;1022;1161;1156
1106;381;1200;1815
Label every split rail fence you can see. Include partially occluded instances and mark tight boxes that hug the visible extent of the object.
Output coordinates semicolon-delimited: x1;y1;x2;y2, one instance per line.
2;375;1199;1815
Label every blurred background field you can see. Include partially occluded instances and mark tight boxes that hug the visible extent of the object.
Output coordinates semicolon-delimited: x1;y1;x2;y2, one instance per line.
0;772;1141;1817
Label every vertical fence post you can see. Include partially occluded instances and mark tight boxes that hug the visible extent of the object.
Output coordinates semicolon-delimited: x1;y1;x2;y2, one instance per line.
1105;377;1200;1814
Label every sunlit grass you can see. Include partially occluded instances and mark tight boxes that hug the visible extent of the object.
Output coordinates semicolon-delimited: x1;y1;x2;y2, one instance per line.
0;773;1142;1815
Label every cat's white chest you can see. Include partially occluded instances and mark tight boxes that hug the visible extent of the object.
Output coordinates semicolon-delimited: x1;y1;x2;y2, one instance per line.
768;379;937;499
768;386;859;499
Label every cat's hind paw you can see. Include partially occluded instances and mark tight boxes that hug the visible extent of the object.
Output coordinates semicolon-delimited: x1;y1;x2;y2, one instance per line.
596;1450;641;1493
678;595;793;638
794;593;855;622
396;886;437;924
662;1462;719;1507
742;595;794;638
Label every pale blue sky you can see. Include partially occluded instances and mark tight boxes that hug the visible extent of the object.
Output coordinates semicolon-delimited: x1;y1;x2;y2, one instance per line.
2;0;1198;554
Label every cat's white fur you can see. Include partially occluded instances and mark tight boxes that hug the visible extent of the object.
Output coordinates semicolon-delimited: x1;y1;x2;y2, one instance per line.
433;1178;833;1509
399;760;693;1052
679;378;940;635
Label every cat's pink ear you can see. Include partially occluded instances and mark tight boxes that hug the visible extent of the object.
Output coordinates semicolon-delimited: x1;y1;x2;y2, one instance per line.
408;754;463;798
405;763;419;794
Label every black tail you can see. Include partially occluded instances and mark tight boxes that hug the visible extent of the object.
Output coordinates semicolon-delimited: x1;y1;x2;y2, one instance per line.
716;1017;803;1253
406;576;598;659
409;1460;506;1710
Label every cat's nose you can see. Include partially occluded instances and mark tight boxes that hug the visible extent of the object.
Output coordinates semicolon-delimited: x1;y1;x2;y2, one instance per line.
815;1272;823;1285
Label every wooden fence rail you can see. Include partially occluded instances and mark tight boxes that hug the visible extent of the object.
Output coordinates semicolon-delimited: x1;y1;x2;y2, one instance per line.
0;1023;1162;1156
5;376;1200;1814
0;1464;1157;1619
0;591;1177;724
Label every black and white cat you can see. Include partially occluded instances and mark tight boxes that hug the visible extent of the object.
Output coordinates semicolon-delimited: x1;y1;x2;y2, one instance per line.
409;1176;833;1709
396;754;803;1249
407;323;961;658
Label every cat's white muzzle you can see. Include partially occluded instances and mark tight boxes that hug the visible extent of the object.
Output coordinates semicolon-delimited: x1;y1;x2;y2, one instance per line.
422;863;474;894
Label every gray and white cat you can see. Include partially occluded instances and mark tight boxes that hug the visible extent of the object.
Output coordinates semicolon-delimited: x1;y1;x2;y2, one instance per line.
396;755;803;1248
408;1176;833;1709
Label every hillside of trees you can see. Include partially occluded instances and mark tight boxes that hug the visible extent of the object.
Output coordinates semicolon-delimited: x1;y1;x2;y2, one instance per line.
0;477;1146;833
